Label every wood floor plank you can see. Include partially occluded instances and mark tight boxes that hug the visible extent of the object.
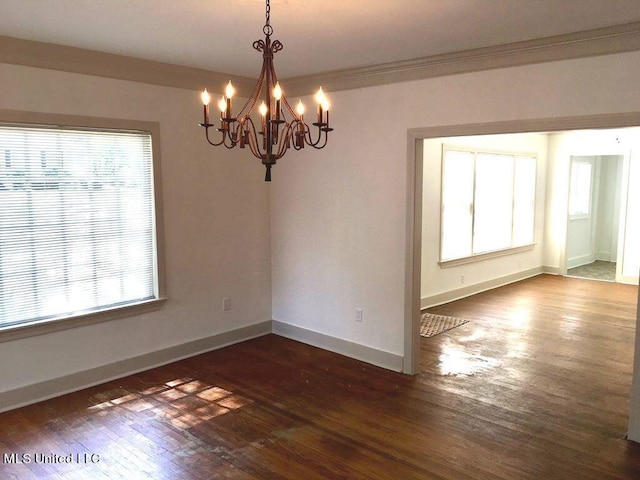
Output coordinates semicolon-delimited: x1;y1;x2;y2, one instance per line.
1;274;640;478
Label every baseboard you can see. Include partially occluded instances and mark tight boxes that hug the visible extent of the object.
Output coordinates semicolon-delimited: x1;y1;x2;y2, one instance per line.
0;321;272;413
543;266;562;275
421;267;544;309
596;252;613;262
272;320;404;372
567;254;596;269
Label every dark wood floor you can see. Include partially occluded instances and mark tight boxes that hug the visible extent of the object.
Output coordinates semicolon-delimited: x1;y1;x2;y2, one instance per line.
1;274;640;479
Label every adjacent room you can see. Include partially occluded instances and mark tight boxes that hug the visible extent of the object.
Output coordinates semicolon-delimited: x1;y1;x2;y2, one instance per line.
1;1;640;478
421;127;640;311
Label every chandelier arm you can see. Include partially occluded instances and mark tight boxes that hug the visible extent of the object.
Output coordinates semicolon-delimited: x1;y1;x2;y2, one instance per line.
302;122;323;147
266;60;295;121
278;94;297;119
244;117;266;160
307;130;329;149
237;56;268;120
274;123;293;159
204;127;226;147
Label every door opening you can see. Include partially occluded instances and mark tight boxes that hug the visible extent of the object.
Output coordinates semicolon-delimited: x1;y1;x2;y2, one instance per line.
565;155;624;282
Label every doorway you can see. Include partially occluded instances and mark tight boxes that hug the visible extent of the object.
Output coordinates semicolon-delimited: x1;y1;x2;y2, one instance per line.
405;113;640;439
566;155;623;282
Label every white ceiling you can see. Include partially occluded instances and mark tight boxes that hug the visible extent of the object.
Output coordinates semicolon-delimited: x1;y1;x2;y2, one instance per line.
1;0;639;78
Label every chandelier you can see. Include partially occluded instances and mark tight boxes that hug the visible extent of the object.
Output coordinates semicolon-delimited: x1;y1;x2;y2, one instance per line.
199;0;333;182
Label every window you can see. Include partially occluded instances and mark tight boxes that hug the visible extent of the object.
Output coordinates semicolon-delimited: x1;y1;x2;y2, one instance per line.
569;159;593;217
440;146;536;263
0;123;160;330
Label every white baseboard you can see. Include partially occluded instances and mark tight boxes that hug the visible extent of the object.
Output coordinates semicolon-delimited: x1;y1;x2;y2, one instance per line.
596;252;613;262
543;266;562;275
567;253;596;269
272;320;404;372
421;267;544;309
0;321;272;413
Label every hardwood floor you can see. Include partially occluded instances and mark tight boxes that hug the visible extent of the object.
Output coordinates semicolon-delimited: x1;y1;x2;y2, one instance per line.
2;274;640;479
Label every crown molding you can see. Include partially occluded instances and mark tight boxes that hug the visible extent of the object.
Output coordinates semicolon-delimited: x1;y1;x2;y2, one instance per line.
0;35;256;94
1;22;639;96
284;21;640;96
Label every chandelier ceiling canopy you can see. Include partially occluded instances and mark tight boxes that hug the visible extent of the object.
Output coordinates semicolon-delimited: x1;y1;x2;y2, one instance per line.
199;0;333;182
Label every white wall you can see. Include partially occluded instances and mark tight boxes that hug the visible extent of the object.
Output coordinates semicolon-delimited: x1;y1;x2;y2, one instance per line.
2;48;640;415
0;63;272;394
421;133;548;304
271;51;640;363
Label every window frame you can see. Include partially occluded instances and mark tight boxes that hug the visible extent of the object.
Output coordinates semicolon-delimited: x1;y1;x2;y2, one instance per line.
0;109;167;342
439;144;537;267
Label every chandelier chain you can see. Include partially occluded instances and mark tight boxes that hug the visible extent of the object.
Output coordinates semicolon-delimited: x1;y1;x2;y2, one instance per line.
263;0;273;36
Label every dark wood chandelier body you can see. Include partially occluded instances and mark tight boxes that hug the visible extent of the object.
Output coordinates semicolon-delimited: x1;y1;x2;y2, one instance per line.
199;0;332;181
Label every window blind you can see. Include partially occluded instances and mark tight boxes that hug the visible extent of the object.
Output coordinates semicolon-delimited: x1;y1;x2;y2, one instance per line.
0;125;157;328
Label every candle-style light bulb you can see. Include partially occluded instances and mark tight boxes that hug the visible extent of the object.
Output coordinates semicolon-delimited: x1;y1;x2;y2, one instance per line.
321;99;330;112
273;82;282;101
225;81;235;99
259;101;268;117
295;99;305;117
272;82;283;121
315;87;327;124
218;96;227;113
201;88;211;106
201;89;211;124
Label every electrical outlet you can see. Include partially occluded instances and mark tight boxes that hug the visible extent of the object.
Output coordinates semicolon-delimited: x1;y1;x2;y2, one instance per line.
461;274;465;284
222;297;231;311
356;308;363;323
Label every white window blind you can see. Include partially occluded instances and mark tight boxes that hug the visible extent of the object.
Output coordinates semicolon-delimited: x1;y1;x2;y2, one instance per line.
0;125;157;328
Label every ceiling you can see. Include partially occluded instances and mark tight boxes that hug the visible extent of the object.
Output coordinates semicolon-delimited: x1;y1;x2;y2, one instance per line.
1;0;640;79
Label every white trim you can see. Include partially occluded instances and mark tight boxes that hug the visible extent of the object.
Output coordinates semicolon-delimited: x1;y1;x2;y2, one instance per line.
543;266;562;275
272;320;404;372
439;244;536;268
283;22;640;95
1;22;639;95
404;134;423;374
421;268;544;309
567;253;596;269
0;297;168;343
0;321;272;413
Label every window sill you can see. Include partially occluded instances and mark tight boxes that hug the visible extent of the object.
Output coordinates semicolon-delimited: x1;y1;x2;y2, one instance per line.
0;297;168;343
439;243;536;268
569;214;591;220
